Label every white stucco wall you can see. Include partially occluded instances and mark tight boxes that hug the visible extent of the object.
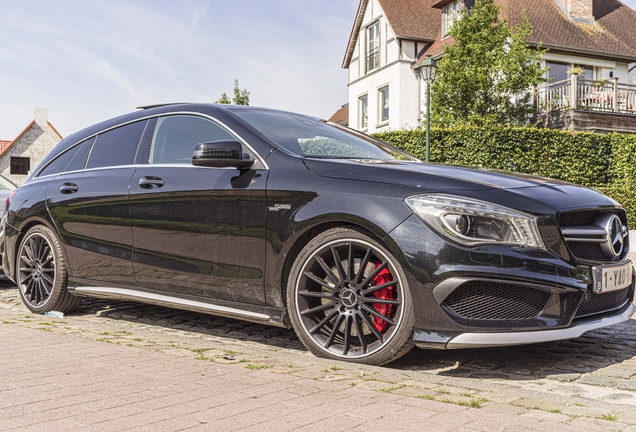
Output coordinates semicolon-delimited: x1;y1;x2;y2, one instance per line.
347;0;422;133
0;109;61;184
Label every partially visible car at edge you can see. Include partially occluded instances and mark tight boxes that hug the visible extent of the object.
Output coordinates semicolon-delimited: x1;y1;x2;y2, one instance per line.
1;103;633;365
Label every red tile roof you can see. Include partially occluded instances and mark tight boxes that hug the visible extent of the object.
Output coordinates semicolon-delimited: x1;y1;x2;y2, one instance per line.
345;0;636;68
378;0;441;41
328;104;349;126
505;0;636;61
0;141;11;155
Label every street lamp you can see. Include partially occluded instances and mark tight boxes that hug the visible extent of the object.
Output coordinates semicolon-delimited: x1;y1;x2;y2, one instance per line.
418;55;437;163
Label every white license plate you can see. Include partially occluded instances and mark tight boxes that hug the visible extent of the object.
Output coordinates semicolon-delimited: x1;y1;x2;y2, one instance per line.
593;261;632;294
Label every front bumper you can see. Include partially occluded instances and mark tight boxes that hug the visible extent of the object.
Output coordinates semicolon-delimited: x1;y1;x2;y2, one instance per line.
388;214;635;346
414;303;635;349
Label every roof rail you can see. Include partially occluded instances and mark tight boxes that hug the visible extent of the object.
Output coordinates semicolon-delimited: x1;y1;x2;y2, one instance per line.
136;102;192;110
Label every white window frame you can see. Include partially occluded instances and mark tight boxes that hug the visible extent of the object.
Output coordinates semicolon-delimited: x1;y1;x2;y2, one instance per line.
365;21;380;73
359;94;369;130
442;0;463;37
378;86;389;125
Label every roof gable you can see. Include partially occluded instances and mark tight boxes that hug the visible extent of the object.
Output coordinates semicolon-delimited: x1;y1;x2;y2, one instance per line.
0;120;63;158
342;0;441;68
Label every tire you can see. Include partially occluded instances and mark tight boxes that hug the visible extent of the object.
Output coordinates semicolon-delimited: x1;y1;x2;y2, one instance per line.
16;225;81;314
287;227;414;365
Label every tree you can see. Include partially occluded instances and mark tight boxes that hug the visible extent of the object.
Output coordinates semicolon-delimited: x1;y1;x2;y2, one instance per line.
215;79;250;106
215;92;231;104
429;0;547;127
232;79;250;106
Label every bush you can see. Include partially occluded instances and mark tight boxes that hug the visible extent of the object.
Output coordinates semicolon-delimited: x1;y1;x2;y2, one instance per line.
373;127;636;226
594;186;636;228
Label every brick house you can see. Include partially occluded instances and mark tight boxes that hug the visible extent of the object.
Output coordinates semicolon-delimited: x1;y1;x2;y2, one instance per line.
340;0;636;133
0;108;62;184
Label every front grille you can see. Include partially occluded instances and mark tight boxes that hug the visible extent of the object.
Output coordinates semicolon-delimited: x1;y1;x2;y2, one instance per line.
558;210;598;227
442;281;551;320
557;209;628;262
575;288;630;318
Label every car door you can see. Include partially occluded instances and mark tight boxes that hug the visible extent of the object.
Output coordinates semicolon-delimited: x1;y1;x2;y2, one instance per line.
129;114;269;304
45;120;150;286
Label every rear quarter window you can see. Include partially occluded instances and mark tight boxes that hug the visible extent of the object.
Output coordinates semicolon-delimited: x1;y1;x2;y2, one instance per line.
39;137;95;177
86;120;147;169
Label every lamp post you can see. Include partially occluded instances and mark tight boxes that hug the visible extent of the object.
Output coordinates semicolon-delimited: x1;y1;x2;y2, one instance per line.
418;55;437;163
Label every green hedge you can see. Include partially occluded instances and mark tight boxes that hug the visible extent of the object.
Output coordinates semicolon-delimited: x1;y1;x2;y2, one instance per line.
594;186;636;226
373;127;636;226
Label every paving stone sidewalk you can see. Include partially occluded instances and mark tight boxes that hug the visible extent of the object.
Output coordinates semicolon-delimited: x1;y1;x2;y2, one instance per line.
2;256;636;432
1;325;586;432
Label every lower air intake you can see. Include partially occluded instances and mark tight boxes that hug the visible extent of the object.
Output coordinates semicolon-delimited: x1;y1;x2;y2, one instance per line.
575;288;630;318
443;281;551;321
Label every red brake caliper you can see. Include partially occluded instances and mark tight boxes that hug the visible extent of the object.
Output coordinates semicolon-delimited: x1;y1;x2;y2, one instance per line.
372;261;393;333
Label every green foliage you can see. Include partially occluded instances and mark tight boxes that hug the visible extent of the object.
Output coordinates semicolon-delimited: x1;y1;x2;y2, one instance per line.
608;133;636;185
430;0;546;127
373;127;636;226
595;186;636;226
232;79;250;106
215;79;250;106
215;92;231;104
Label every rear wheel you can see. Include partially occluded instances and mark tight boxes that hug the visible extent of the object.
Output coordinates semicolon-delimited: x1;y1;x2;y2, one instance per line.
16;225;81;314
287;227;414;365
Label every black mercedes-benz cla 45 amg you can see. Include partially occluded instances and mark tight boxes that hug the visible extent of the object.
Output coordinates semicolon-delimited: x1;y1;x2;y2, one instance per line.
1;103;633;365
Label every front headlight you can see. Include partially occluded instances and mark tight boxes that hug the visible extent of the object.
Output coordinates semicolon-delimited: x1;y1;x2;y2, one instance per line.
404;194;545;248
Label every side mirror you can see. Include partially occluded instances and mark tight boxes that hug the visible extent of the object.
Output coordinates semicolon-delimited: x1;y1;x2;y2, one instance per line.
192;140;254;169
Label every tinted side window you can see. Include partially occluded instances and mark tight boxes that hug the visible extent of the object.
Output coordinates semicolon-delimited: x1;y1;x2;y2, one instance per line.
66;137;94;172
151;115;234;164
39;144;83;177
86;121;147;169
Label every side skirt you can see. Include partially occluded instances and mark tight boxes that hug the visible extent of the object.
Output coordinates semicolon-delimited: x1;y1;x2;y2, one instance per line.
67;279;289;328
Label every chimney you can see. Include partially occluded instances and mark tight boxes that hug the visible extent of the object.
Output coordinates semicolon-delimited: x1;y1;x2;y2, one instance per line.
34;107;48;127
564;0;594;23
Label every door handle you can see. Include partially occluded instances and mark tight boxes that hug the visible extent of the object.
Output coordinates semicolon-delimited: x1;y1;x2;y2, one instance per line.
138;176;164;189
60;183;79;194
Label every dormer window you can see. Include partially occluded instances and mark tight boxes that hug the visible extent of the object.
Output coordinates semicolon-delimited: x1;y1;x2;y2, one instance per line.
365;21;380;73
442;0;463;37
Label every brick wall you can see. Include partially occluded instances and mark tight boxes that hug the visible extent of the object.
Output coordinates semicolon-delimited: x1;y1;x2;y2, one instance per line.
0;108;61;185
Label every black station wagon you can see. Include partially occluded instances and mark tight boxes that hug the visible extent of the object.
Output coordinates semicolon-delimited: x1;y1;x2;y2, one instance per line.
1;103;633;365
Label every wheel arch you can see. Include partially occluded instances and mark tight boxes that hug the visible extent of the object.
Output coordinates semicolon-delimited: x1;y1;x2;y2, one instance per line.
11;216;69;280
275;215;406;312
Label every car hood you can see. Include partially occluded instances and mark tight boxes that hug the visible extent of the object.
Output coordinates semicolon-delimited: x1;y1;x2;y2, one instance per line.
302;159;618;214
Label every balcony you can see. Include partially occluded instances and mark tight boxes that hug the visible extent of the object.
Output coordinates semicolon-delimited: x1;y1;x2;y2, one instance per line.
533;76;636;134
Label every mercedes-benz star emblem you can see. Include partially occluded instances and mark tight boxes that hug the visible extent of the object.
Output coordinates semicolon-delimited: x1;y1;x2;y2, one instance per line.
600;214;626;259
340;289;358;308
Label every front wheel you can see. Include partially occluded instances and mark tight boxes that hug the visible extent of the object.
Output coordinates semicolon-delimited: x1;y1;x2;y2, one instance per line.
287;227;414;365
16;225;81;314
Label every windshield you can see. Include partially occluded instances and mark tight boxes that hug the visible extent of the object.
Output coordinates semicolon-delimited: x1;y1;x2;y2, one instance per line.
233;110;416;161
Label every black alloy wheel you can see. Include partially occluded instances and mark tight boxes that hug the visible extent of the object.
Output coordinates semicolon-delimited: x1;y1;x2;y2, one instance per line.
17;225;81;314
288;227;414;365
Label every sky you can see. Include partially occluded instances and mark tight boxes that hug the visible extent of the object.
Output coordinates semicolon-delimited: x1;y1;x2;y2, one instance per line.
0;0;359;139
1;0;636;140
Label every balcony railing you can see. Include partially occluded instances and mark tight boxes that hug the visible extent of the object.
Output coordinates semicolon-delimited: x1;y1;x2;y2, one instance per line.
535;76;636;115
365;47;379;73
